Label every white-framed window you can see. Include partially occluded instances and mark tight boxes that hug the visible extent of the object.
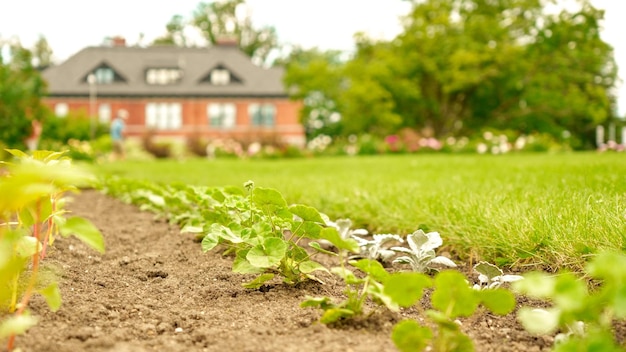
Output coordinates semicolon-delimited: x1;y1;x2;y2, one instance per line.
210;69;230;85
55;103;68;117
94;67;114;84
98;103;111;123
146;68;182;85
208;103;236;129
249;104;276;127
145;103;182;130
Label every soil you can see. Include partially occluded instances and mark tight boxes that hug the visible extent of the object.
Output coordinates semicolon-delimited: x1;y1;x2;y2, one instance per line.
14;190;558;352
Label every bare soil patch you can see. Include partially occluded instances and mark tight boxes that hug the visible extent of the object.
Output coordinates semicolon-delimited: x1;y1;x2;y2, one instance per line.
15;190;556;352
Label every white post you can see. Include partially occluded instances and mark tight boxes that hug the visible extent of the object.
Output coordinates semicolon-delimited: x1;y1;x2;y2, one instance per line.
622;126;626;146
609;123;616;142
88;74;97;140
596;125;604;147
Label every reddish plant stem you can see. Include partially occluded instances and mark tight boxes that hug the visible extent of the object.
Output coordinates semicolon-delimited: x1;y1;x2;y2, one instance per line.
7;200;42;352
40;196;57;260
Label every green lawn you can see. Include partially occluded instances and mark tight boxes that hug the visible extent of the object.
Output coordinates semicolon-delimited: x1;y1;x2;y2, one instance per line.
92;152;626;270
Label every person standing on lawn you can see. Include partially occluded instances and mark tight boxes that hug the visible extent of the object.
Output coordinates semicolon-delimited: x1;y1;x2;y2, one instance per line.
110;109;128;160
25;119;42;152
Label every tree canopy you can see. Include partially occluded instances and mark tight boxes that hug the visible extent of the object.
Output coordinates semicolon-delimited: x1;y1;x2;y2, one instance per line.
283;0;618;147
0;42;48;150
153;0;279;65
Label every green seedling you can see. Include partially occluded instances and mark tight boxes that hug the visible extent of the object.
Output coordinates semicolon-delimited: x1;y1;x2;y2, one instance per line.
200;182;360;288
352;234;404;263
302;259;431;324
514;251;626;351
391;230;457;273
472;261;524;290
0;149;105;351
392;270;516;352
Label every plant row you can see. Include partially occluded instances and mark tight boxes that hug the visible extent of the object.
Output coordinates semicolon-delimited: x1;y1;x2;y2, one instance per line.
0;150;105;351
100;176;626;351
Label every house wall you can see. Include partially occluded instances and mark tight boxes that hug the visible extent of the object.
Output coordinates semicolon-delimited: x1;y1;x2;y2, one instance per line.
44;97;305;146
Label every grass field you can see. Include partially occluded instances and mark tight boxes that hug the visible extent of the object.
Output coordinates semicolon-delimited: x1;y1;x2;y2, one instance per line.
93;152;626;271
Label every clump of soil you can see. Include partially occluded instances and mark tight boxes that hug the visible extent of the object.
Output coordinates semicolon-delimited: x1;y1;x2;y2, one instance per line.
15;190;556;351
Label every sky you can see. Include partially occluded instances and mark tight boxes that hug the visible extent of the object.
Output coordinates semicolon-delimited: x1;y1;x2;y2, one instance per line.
1;0;624;115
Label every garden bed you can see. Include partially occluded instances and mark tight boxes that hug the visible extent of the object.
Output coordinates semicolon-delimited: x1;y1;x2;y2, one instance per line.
16;190;555;351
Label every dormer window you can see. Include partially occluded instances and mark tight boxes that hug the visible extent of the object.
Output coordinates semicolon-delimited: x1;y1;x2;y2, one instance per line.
199;64;242;85
146;68;182;85
211;69;230;85
84;62;126;84
94;67;114;84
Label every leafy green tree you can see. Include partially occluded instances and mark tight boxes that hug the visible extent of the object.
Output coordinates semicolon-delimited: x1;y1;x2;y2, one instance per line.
340;0;617;146
0;43;48;150
192;0;278;64
281;47;346;138
153;15;188;46
32;35;53;69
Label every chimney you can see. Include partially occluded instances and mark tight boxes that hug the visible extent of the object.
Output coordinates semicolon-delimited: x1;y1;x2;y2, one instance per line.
112;36;126;47
215;35;238;47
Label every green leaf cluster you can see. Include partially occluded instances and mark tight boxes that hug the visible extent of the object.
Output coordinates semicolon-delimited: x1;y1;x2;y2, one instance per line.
0;149;104;350
392;270;515;352
101;177;359;288
283;0;617;146
514;251;626;351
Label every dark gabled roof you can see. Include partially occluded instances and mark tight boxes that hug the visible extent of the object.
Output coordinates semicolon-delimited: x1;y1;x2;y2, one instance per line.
42;45;287;98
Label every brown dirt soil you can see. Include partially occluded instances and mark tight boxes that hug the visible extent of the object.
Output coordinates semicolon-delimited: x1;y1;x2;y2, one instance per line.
14;190;558;352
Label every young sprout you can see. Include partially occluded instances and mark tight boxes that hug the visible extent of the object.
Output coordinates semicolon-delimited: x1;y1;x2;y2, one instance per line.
472;261;524;290
391;230;456;273
352;234;404;262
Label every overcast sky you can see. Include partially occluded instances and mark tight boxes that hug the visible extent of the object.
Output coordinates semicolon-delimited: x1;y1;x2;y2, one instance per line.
1;0;624;115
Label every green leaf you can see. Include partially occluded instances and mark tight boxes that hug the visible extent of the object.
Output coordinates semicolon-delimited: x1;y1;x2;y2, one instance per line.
478;288;516;315
297;221;322;239
513;271;555;298
201;233;219;252
431;270;480;318
384;272;432;308
350;259;390;283
319;227;360;253
300;296;335;310
5;149;30;159
59;217;105;253
232;249;263;274
473;261;503;281
246;237;288;268
289;204;325;223
207;223;245;244
309;242;338;256
15;235;40;258
426;310;461;330
320;308;355;324
330;266;363;285
38;283;62;312
252;187;287;210
518;307;560;335
392;320;432;352
299;260;329;274
0;314;39;339
242;273;275;289
180;225;203;234
553;273;587;312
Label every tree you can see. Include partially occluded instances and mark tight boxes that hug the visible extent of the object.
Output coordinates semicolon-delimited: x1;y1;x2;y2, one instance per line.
153;15;188;46
339;0;617;146
32;35;53;69
0;42;48;150
151;1;279;65
281;47;347;138
192;0;278;64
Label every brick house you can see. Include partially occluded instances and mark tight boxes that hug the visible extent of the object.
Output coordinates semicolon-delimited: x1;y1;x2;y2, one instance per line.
42;38;305;146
